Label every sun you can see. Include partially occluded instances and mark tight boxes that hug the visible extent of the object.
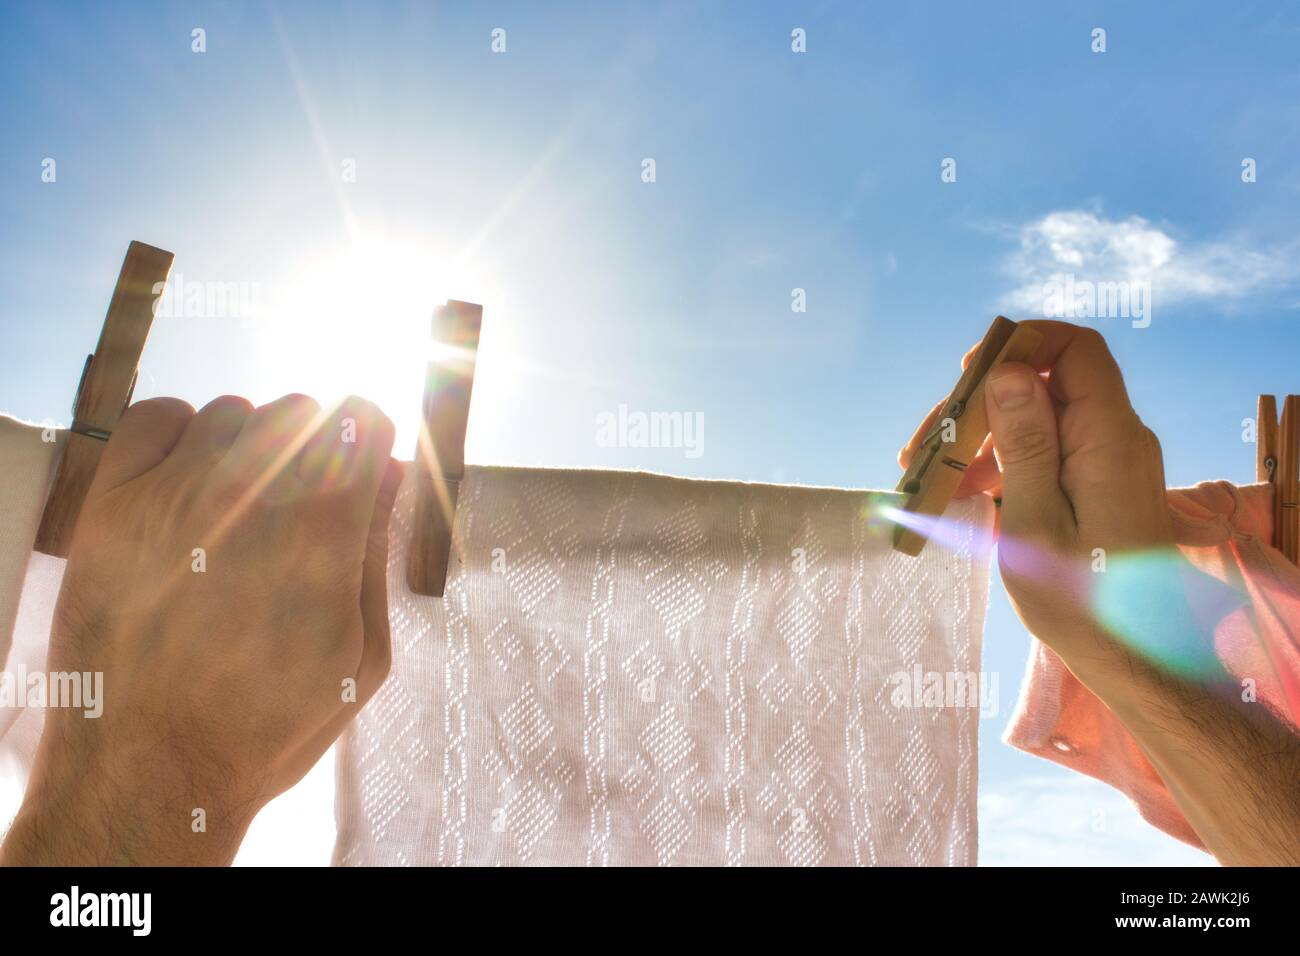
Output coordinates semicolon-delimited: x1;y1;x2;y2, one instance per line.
259;235;495;458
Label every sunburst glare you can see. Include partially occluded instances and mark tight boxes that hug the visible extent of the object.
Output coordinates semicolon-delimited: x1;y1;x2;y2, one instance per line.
258;235;495;456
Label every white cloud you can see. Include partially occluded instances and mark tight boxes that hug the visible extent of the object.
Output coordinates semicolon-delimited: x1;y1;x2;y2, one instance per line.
980;771;1216;867
1001;209;1300;315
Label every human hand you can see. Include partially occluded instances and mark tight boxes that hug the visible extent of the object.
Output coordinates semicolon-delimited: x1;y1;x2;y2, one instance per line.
3;393;400;865
901;320;1300;865
899;320;1177;680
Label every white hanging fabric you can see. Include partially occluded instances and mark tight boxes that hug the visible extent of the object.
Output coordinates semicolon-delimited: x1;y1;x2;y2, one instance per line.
335;467;993;866
0;415;995;866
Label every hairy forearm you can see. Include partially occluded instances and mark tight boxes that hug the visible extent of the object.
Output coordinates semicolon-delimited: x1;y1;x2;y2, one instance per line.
2;779;253;866
1077;650;1300;866
1;722;258;866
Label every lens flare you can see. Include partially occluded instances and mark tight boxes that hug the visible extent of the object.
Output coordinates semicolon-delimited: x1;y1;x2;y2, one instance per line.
1090;550;1245;680
878;501;997;555
882;485;1252;688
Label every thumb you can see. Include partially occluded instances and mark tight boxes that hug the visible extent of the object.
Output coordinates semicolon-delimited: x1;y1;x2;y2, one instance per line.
983;362;1072;544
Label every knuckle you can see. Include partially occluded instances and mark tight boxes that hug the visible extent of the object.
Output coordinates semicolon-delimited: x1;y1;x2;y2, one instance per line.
204;394;255;416
336;395;373;429
1115;420;1159;463
999;419;1055;464
123;396;196;426
263;392;321;419
1077;326;1109;352
1139;423;1163;458
340;396;395;442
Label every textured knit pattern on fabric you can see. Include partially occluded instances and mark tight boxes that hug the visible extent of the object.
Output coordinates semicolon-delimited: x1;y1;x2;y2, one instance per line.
334;466;994;866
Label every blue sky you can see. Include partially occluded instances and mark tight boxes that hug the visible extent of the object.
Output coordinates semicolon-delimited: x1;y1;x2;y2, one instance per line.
5;1;1298;865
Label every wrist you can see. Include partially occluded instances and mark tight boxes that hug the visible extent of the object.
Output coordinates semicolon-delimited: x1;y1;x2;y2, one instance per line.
3;727;262;866
4;776;256;866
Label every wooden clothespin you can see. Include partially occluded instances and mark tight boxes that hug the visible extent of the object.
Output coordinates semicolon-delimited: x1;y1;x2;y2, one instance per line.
1256;394;1299;565
35;241;174;558
893;315;1043;556
407;300;482;597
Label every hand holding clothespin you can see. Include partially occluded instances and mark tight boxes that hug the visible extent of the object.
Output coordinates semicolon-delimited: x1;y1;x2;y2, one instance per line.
893;315;1042;556
36;241;174;557
37;241;483;600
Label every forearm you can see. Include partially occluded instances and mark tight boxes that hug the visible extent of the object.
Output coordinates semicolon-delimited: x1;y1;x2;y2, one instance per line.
1075;650;1300;866
2;782;254;866
1;726;258;866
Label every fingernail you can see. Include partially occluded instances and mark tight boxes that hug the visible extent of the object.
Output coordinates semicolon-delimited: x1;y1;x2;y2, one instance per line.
989;368;1034;409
